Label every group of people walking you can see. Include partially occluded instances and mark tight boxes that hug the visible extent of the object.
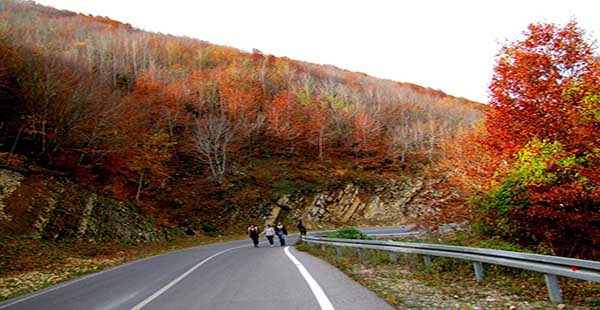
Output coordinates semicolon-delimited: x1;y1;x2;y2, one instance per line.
247;220;306;248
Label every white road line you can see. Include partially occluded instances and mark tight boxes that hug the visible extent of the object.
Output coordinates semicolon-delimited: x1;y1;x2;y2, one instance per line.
0;253;164;310
130;245;247;310
284;246;335;310
0;273;96;309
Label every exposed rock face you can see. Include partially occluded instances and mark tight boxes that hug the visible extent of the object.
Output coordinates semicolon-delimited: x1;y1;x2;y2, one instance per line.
0;168;172;243
77;193;97;237
1;168;451;237
275;177;442;230
0;169;24;222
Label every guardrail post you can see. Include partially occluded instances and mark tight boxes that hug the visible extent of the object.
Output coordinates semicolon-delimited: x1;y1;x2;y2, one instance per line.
544;274;563;304
423;255;432;265
472;261;484;282
305;230;597;305
406;254;417;271
357;248;364;263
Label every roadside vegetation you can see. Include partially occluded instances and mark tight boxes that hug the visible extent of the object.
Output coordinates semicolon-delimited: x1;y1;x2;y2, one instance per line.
326;226;371;239
297;228;600;309
438;20;600;260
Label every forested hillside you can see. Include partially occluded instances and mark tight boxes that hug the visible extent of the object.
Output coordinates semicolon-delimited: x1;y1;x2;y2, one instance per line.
0;0;482;228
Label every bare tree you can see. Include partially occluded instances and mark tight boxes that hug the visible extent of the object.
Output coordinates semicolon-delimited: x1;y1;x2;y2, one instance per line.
388;122;414;163
191;116;236;184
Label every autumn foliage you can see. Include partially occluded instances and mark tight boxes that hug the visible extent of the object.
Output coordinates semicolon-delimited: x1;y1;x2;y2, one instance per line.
6;1;598;259
443;21;600;259
0;2;482;231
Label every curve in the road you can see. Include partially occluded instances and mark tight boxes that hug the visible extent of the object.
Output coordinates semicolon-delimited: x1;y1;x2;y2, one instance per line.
284;246;334;310
0;227;410;310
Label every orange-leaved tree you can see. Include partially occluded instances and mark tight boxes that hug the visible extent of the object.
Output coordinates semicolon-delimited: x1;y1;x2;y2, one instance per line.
266;91;307;154
477;20;600;258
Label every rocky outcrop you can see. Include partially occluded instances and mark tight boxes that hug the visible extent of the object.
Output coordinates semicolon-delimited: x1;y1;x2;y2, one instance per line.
0;168;173;243
76;193;97;237
1;168;452;237
272;177;443;229
0;169;24;222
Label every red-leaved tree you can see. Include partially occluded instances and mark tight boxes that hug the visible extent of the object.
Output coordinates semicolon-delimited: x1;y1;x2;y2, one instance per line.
478;21;600;258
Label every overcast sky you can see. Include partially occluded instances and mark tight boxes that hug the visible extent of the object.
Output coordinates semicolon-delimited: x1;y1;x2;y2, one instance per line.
35;0;600;103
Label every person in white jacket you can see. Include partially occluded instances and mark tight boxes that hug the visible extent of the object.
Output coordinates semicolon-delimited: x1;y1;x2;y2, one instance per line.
262;224;276;247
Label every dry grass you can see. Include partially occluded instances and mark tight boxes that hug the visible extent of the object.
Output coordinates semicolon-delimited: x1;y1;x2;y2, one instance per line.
296;242;600;309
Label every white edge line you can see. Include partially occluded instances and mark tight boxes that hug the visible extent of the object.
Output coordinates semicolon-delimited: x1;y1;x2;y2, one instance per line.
130;245;247;310
0;241;249;309
0;248;170;309
284;246;335;310
0;272;96;309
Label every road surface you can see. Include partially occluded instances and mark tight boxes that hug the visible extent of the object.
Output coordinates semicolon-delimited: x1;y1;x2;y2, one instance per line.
0;227;408;310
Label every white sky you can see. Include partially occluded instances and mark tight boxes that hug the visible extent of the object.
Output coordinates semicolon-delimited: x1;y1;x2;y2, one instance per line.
34;0;600;103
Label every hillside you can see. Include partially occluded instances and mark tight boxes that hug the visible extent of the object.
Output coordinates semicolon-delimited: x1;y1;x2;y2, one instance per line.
0;0;483;234
0;167;173;242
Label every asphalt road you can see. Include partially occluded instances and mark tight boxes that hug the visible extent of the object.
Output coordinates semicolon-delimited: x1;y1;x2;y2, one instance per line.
0;227;405;310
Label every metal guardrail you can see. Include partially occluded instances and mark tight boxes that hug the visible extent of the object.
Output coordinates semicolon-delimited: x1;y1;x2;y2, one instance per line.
302;234;600;304
361;223;463;238
364;230;426;238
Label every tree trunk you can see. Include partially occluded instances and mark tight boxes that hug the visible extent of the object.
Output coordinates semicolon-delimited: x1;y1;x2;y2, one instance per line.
318;129;324;160
7;124;25;164
135;170;144;201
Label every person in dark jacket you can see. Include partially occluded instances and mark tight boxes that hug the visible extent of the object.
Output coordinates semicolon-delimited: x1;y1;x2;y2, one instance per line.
248;224;260;247
274;222;288;246
297;220;307;236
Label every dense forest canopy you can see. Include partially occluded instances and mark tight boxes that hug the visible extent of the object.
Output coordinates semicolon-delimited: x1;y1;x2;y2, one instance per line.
0;0;482;198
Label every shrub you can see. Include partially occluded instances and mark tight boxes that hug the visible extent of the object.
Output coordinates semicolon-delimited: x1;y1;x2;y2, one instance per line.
326;227;370;240
474;139;600;259
200;223;218;236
